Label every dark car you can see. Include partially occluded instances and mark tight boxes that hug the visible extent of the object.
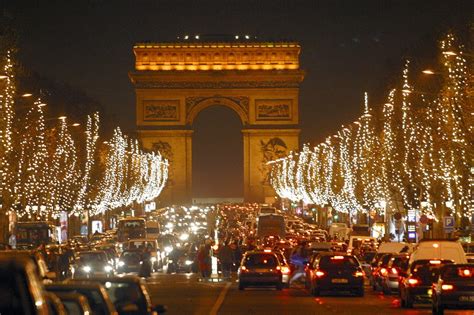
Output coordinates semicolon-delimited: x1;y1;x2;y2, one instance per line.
117;249;148;274
53;292;93;315
0;255;50;315
72;250;115;278
45;282;118;315
399;259;454;308
238;250;284;290
306;253;364;296
82;276;167;314
432;264;474;314
167;248;197;273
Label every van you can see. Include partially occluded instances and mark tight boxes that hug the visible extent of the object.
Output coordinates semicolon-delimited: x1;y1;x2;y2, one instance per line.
410;239;467;264
377;242;414;254
347;236;377;254
409;239;467;264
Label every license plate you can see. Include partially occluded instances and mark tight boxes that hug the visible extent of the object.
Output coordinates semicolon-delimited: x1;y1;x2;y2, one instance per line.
332;278;348;284
255;269;268;273
459;296;474;302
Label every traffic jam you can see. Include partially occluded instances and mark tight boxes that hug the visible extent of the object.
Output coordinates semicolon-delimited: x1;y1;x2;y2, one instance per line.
1;203;474;314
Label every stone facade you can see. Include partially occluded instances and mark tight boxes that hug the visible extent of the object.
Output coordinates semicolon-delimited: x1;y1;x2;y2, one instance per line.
130;41;304;204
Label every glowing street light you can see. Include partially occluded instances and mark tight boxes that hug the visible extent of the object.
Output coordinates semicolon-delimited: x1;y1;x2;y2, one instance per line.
21;93;33;97
58;116;67;121
422;69;436;75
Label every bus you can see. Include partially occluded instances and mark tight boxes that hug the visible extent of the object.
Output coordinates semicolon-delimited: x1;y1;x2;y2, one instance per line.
257;214;285;238
117;217;146;242
16;221;57;247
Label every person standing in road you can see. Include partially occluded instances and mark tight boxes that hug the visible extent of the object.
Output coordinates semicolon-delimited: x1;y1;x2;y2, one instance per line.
218;242;234;280
197;243;211;279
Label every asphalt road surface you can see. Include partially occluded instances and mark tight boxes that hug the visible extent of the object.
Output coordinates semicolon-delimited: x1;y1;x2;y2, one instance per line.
146;272;473;315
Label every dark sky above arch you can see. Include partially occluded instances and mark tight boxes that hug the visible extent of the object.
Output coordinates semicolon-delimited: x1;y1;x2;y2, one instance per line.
5;0;471;197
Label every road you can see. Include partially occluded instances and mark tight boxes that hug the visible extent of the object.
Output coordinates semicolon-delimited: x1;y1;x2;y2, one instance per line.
146;272;473;315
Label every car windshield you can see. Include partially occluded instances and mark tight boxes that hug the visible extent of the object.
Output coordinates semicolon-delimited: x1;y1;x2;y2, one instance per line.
392;257;409;270
79;253;106;263
320;256;358;269
244;254;278;267
442;266;474;281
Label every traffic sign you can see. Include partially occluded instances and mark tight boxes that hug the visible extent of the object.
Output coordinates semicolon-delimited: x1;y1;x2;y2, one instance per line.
443;216;455;233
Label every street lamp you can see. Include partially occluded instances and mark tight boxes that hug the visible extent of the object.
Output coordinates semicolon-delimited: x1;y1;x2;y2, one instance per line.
21;93;33;98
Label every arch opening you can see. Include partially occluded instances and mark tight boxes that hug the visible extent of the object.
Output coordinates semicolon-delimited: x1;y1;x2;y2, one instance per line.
192;105;243;201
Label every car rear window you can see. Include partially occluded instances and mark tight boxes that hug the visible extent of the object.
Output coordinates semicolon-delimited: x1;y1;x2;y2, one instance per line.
320;256;358;269
244;254;278;267
442;266;474;281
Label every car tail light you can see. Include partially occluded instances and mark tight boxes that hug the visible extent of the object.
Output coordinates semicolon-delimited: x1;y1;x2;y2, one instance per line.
241;266;248;272
264;249;272;253
441;284;454;291
354;271;364;277
380;268;388;276
281;266;291;274
315;270;325;277
331;256;344;260
390;268;398;275
407;278;419;286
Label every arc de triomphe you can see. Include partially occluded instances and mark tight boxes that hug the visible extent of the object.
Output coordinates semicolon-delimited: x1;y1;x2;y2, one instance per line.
129;39;304;204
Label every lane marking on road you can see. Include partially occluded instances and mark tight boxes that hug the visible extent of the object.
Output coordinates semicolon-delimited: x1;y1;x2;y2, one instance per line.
209;282;231;315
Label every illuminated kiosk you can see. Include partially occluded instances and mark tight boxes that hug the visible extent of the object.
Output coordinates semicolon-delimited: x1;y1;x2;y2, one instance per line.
129;35;304;204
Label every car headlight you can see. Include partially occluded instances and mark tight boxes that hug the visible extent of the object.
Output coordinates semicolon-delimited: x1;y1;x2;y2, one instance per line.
164;246;173;253
118;261;125;267
185;260;193;266
104;265;113;272
83;266;91;273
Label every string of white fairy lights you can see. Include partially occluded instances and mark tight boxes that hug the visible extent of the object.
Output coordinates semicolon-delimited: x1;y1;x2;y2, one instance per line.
268;33;472;221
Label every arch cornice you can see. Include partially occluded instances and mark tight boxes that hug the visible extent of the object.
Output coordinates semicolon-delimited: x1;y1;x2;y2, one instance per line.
185;95;249;125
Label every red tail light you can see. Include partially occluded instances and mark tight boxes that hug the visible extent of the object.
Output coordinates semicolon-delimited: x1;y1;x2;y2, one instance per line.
241;266;249;272
391;268;398;275
315;270;325;277
380;268;388;276
407;278;419;286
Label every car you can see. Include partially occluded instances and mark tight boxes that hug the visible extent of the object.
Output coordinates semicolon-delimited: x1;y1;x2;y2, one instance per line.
81;275;167;314
45;282;118;315
399;259;454;308
117;249;145;273
379;253;410;294
372;253;395;292
238;250;284;290
166;247;197;273
53;292;93;315
72;250;115;278
0;249;57;283
127;239;163;271
273;250;291;288
432;264;474;314
306;253;365;297
0;255;50;315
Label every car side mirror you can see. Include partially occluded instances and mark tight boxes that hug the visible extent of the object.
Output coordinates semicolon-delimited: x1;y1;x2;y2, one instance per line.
154;304;167;314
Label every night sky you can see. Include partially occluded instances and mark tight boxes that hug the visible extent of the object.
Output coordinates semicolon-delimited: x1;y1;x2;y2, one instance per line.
5;0;472;198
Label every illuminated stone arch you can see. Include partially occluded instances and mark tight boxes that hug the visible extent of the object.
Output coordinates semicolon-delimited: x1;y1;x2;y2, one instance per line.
130;40;304;204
